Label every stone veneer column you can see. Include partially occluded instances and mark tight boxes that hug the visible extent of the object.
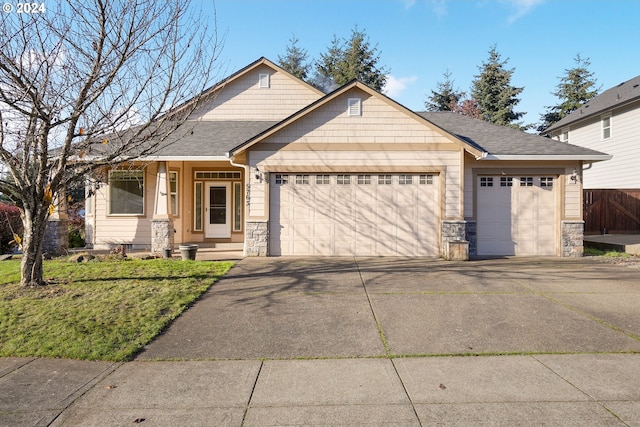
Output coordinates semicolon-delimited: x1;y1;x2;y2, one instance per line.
562;220;584;257
151;218;174;254
441;220;470;259
245;221;268;256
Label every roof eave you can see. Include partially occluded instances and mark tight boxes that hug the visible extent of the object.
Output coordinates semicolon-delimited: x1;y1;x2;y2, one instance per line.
479;154;612;162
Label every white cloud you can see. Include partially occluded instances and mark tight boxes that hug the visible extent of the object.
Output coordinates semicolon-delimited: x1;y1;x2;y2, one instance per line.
429;0;448;18
504;0;545;24
383;75;418;99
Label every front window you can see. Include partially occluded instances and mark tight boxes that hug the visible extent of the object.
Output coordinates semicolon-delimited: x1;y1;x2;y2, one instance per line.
560;128;569;143
169;171;178;215
109;170;144;215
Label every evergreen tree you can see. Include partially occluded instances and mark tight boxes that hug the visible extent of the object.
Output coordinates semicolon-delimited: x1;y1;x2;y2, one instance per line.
277;35;310;81
471;45;526;129
426;70;463;111
538;54;599;132
313;27;389;92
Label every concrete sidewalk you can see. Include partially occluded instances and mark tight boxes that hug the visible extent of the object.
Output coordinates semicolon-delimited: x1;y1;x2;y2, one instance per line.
2;257;640;426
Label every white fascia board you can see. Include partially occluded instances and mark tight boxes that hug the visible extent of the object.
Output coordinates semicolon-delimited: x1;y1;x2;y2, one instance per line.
138;156;230;161
480;154;613;162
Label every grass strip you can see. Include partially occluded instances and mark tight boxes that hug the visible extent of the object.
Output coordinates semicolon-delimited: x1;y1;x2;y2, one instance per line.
0;258;233;361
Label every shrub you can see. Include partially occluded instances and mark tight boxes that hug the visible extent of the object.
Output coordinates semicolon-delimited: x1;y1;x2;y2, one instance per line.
0;203;23;254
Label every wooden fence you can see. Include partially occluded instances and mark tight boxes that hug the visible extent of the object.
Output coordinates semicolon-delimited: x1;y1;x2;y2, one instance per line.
583;189;640;234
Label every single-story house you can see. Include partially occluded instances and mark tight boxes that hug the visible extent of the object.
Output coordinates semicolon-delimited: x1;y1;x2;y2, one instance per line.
84;57;611;257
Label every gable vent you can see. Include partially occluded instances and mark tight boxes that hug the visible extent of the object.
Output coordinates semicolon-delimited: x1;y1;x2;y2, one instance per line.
347;98;361;116
259;73;270;88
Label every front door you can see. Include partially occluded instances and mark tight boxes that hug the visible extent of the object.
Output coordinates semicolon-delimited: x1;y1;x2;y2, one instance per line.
205;183;231;238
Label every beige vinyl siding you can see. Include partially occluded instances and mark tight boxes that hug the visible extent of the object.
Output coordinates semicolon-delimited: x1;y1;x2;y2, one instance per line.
194;65;322;121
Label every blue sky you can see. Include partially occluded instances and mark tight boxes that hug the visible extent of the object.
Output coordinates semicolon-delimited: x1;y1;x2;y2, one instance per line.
209;0;640;127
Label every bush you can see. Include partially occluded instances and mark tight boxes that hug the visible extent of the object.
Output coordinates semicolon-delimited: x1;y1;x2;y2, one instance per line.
0;203;23;254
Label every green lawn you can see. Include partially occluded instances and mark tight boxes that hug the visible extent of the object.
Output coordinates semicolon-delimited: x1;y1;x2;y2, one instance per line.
0;258;234;361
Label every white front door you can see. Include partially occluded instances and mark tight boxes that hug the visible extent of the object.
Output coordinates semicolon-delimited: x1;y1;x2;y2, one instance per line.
205;182;231;238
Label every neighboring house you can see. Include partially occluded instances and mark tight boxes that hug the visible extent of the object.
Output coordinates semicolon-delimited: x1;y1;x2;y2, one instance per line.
84;57;610;257
544;75;640;234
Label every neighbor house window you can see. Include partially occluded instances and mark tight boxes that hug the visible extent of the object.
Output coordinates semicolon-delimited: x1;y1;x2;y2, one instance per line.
109;170;144;215
602;114;611;139
347;98;361;116
169;171;178;215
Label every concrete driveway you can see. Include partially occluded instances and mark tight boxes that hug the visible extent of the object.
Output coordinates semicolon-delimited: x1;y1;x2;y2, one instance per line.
6;257;640;426
137;256;640;360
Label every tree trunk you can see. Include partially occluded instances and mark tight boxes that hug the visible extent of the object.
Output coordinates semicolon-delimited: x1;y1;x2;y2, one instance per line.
20;207;48;287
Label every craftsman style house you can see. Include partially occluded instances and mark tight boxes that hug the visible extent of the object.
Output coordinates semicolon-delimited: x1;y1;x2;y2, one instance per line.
85;58;610;257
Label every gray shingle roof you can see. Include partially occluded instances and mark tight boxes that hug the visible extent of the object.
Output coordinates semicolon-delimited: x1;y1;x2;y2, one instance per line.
545;74;640;133
149;120;278;157
419;111;610;158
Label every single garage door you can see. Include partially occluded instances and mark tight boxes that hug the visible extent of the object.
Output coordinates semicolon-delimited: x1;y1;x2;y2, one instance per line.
477;176;556;256
269;173;439;256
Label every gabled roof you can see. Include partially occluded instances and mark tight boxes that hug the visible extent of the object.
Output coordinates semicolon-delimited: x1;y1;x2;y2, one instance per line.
545;74;640;133
171;57;324;118
228;80;484;158
420;112;611;161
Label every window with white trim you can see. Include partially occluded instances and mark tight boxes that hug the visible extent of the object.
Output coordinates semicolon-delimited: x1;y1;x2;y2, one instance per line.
194;182;203;231
233;182;242;231
337;174;351;185
316;174;330;185
560;128;569;143
109;170;144;215
259;73;270;88
357;175;371;184
169;171;178;215
480;177;493;187
275;174;289;185
347;98;361;116
602;114;611;139
378;175;392;185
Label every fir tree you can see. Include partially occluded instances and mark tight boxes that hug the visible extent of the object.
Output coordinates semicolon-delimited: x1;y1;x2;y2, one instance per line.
538;54;599;132
426;70;463;111
312;27;389;92
471;45;526;129
277;35;310;81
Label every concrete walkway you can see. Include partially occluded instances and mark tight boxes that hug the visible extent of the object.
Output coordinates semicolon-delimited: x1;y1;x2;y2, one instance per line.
2;257;640;426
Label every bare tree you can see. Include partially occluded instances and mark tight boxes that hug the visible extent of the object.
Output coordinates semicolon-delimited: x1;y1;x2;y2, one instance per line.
0;0;222;286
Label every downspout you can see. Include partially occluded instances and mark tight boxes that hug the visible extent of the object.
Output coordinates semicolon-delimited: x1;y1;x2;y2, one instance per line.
227;152;251;256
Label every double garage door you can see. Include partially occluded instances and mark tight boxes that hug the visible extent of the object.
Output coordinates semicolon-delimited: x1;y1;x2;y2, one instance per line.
477;176;557;256
269;173;439;256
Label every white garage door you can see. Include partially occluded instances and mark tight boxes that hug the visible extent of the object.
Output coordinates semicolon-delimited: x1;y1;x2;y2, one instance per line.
477;176;556;256
269;173;439;256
